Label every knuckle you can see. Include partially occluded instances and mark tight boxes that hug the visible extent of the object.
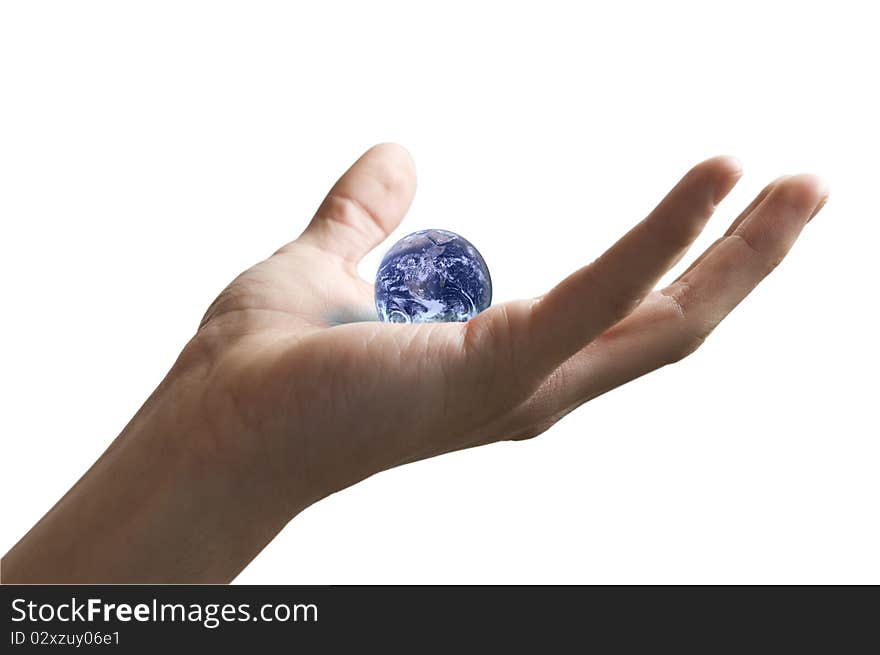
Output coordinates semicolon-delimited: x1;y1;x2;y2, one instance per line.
509;418;557;442
728;234;780;274
462;301;540;407
321;192;380;235
659;282;710;363
668;330;707;363
660;280;691;321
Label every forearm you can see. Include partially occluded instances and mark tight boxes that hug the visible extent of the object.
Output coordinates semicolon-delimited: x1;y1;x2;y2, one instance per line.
2;361;300;584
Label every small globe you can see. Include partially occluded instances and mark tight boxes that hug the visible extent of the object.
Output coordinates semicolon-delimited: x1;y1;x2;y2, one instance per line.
375;229;492;323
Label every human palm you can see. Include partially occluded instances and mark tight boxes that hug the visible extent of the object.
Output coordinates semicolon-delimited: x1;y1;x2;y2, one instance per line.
188;143;827;509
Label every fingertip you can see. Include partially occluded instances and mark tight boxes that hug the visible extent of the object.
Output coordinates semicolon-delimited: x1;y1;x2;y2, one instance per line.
799;173;830;200
709;156;743;205
365;142;417;188
695;154;742;177
712;156;743;206
808;194;828;222
687;155;743;205
805;176;830;221
370;141;413;162
712;155;743;178
777;173;830;212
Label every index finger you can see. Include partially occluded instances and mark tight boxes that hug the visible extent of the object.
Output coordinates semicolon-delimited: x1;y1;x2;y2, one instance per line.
464;156;742;391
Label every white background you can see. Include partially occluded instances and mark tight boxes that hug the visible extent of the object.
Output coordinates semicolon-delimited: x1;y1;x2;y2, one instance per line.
1;1;877;584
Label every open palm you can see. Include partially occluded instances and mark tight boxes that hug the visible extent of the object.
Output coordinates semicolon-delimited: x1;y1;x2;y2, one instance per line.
190;143;827;508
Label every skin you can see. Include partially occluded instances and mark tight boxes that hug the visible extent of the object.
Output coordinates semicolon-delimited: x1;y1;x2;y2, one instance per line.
1;144;828;583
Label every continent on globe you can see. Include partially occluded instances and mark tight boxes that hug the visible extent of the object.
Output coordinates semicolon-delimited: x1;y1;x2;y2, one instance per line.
375;229;492;323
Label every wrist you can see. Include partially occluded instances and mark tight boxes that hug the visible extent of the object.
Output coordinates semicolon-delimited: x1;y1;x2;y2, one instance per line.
2;343;305;583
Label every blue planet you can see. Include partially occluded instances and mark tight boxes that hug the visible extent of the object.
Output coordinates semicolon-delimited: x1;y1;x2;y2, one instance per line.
375;229;492;323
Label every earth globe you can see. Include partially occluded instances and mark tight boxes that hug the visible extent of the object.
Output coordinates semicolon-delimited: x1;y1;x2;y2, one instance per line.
375;229;492;323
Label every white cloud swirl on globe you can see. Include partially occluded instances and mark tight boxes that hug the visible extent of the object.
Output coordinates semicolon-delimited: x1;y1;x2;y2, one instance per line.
374;229;492;323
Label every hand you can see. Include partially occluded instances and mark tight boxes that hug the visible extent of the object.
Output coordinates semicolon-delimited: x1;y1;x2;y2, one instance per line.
2;144;828;583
